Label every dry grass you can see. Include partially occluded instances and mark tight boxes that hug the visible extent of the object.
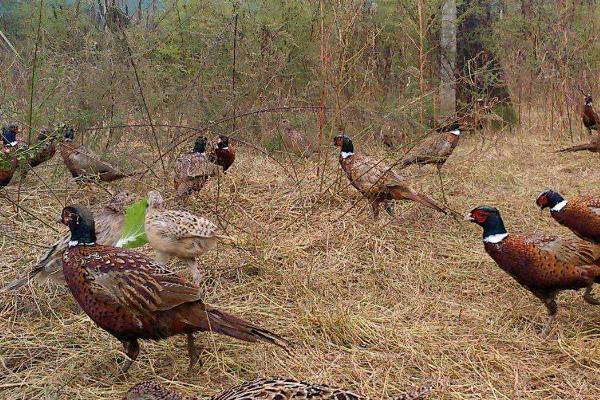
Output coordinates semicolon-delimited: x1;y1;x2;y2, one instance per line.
1;121;600;399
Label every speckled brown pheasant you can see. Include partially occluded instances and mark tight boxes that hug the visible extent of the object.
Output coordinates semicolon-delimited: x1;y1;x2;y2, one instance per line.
174;136;218;202
467;206;600;337
208;135;235;172
21;129;59;179
3;190;135;291
399;123;461;205
334;134;448;219
60;204;287;373
124;378;433;400
281;119;315;156
60;127;134;182
537;190;600;244
145;191;223;285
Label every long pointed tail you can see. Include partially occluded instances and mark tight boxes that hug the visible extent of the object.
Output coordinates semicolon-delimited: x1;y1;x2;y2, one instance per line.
3;269;39;291
556;142;599;153
192;304;289;351
399;189;447;215
2;241;63;291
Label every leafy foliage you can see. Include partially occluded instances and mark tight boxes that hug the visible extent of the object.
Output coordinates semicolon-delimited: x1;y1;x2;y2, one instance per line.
116;198;149;249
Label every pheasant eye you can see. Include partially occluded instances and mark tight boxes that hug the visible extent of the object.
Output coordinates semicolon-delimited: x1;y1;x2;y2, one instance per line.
472;210;488;223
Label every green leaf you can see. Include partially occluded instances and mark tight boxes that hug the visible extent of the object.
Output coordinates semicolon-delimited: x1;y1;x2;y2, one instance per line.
116;199;149;249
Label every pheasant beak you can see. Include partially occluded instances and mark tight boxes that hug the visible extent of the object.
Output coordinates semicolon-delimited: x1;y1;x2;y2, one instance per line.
464;213;475;222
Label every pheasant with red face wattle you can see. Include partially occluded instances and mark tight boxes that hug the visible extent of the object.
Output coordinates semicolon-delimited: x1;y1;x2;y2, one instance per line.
334;134;447;219
467;206;600;337
537;190;600;244
556;93;600;152
208;135;235;172
60;205;287;373
581;94;600;135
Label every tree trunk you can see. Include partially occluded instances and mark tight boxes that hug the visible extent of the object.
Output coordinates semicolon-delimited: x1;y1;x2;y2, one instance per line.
439;0;457;124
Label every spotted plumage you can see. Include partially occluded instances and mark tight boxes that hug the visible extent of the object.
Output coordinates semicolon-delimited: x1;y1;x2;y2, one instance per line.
537;190;600;244
467;206;600;337
208;135;236;172
281;119;315;156
174;136;218;202
124;378;433;400
20;129;59;179
3;191;135;290
400;123;461;169
145;191;223;285
399;123;461;205
60;127;133;182
61;205;287;373
333;134;447;219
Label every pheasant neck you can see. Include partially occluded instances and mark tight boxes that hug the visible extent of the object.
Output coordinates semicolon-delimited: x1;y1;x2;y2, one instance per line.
68;219;97;247
340;139;354;159
481;214;508;243
193;141;206;154
550;200;567;212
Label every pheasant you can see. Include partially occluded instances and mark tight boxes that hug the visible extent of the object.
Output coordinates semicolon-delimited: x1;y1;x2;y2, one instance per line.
399;123;461;205
145;191;224;285
0;142;19;188
124;378;433;400
2;124;26;148
281;119;315;156
60;204;287;373
556;138;600;154
467;206;600;337
333;134;447;219
60;126;133;182
3;190;135;290
21;129;59;178
581;93;600;134
208;135;235;172
174;136;218;202
537;190;600;244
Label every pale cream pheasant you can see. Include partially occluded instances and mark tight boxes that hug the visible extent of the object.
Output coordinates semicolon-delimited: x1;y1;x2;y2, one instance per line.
144;190;224;285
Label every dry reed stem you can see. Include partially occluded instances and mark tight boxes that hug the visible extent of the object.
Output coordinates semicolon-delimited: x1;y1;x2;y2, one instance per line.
1;118;600;399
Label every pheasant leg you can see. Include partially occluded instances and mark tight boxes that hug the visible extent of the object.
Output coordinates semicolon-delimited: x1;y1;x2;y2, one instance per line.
436;164;449;207
583;285;600;305
187;333;204;372
119;339;140;374
155;251;171;266
371;200;380;220
384;201;394;216
538;293;558;338
186;258;203;286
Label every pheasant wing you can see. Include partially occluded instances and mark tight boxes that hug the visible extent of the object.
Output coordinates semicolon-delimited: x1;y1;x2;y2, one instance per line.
528;235;600;265
83;246;202;313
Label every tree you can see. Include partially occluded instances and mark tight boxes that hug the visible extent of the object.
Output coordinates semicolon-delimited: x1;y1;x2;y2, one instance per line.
439;0;457;124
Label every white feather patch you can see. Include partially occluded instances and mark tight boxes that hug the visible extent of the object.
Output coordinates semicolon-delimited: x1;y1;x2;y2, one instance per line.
341;151;354;159
483;233;508;243
450;129;460;136
551;200;567;212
